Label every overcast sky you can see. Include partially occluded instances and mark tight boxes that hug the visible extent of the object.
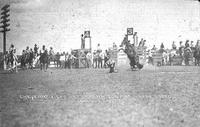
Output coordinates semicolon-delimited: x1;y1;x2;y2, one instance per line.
0;0;200;54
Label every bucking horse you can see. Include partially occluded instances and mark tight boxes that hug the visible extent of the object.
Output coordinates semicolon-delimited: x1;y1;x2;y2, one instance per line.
121;38;143;70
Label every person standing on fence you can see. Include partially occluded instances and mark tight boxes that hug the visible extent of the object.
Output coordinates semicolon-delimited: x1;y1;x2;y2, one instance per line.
151;45;157;51
172;41;177;50
185;40;190;48
81;34;85;49
160;43;165;50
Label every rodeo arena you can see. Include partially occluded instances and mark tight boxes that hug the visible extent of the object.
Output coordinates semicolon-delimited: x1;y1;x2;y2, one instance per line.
1;33;200;73
1;1;200;127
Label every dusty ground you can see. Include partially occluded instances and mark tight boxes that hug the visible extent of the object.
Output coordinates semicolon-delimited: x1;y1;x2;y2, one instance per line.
1;65;200;127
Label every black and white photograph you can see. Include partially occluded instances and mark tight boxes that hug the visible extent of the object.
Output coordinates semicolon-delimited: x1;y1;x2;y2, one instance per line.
0;0;200;127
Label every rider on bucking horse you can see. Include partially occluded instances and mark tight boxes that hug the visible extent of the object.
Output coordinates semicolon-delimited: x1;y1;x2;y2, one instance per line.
121;35;143;70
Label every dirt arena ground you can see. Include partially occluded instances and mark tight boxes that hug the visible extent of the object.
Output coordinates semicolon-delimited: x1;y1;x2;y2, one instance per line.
1;65;200;127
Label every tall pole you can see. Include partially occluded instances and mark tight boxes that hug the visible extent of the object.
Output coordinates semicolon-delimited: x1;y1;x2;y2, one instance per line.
3;31;6;69
3;31;6;54
0;4;10;70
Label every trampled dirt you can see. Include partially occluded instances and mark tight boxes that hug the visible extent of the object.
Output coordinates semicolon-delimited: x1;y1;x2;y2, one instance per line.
1;65;200;127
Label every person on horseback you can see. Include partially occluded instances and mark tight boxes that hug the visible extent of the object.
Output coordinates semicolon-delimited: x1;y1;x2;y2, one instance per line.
29;48;34;69
190;41;195;51
8;44;15;67
125;41;138;69
21;50;26;69
194;40;200;65
48;47;56;65
25;46;30;54
34;44;39;56
8;44;18;72
185;40;190;48
49;47;55;56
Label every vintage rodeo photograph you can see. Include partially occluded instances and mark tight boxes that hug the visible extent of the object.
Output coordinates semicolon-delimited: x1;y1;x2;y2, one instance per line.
0;0;200;127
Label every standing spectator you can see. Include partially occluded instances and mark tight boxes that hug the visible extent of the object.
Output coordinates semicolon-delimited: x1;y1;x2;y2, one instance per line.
21;50;26;69
29;48;34;69
93;51;98;68
68;53;76;69
40;45;48;71
86;51;92;68
55;52;61;67
98;51;103;68
104;50;109;68
60;52;66;68
64;52;69;68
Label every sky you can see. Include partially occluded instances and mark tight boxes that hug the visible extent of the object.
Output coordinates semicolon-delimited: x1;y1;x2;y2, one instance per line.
0;0;200;54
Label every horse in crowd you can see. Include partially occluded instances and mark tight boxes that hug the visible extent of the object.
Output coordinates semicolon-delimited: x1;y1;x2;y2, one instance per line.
5;51;19;72
193;47;200;66
20;50;36;69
